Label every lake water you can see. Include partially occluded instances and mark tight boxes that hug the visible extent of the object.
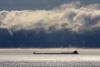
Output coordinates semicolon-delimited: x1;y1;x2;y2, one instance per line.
0;48;100;67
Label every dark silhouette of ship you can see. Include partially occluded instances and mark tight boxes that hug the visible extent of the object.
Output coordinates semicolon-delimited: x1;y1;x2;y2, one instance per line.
33;50;79;54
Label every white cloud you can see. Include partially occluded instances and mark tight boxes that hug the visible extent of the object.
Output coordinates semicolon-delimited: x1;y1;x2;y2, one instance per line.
0;2;100;33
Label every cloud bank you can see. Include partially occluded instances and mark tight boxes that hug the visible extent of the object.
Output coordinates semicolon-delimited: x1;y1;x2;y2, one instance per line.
0;2;100;34
0;1;100;48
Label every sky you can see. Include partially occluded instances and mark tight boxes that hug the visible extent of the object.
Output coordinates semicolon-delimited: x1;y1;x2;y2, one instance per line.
0;0;100;48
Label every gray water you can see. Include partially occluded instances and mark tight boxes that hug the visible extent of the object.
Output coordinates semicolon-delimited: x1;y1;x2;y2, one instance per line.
0;48;100;67
1;62;100;67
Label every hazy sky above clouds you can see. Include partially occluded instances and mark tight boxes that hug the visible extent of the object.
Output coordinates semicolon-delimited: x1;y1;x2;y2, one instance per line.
0;0;99;10
0;0;75;10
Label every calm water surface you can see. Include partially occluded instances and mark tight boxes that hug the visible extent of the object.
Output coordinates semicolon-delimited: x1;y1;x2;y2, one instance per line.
0;48;100;67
